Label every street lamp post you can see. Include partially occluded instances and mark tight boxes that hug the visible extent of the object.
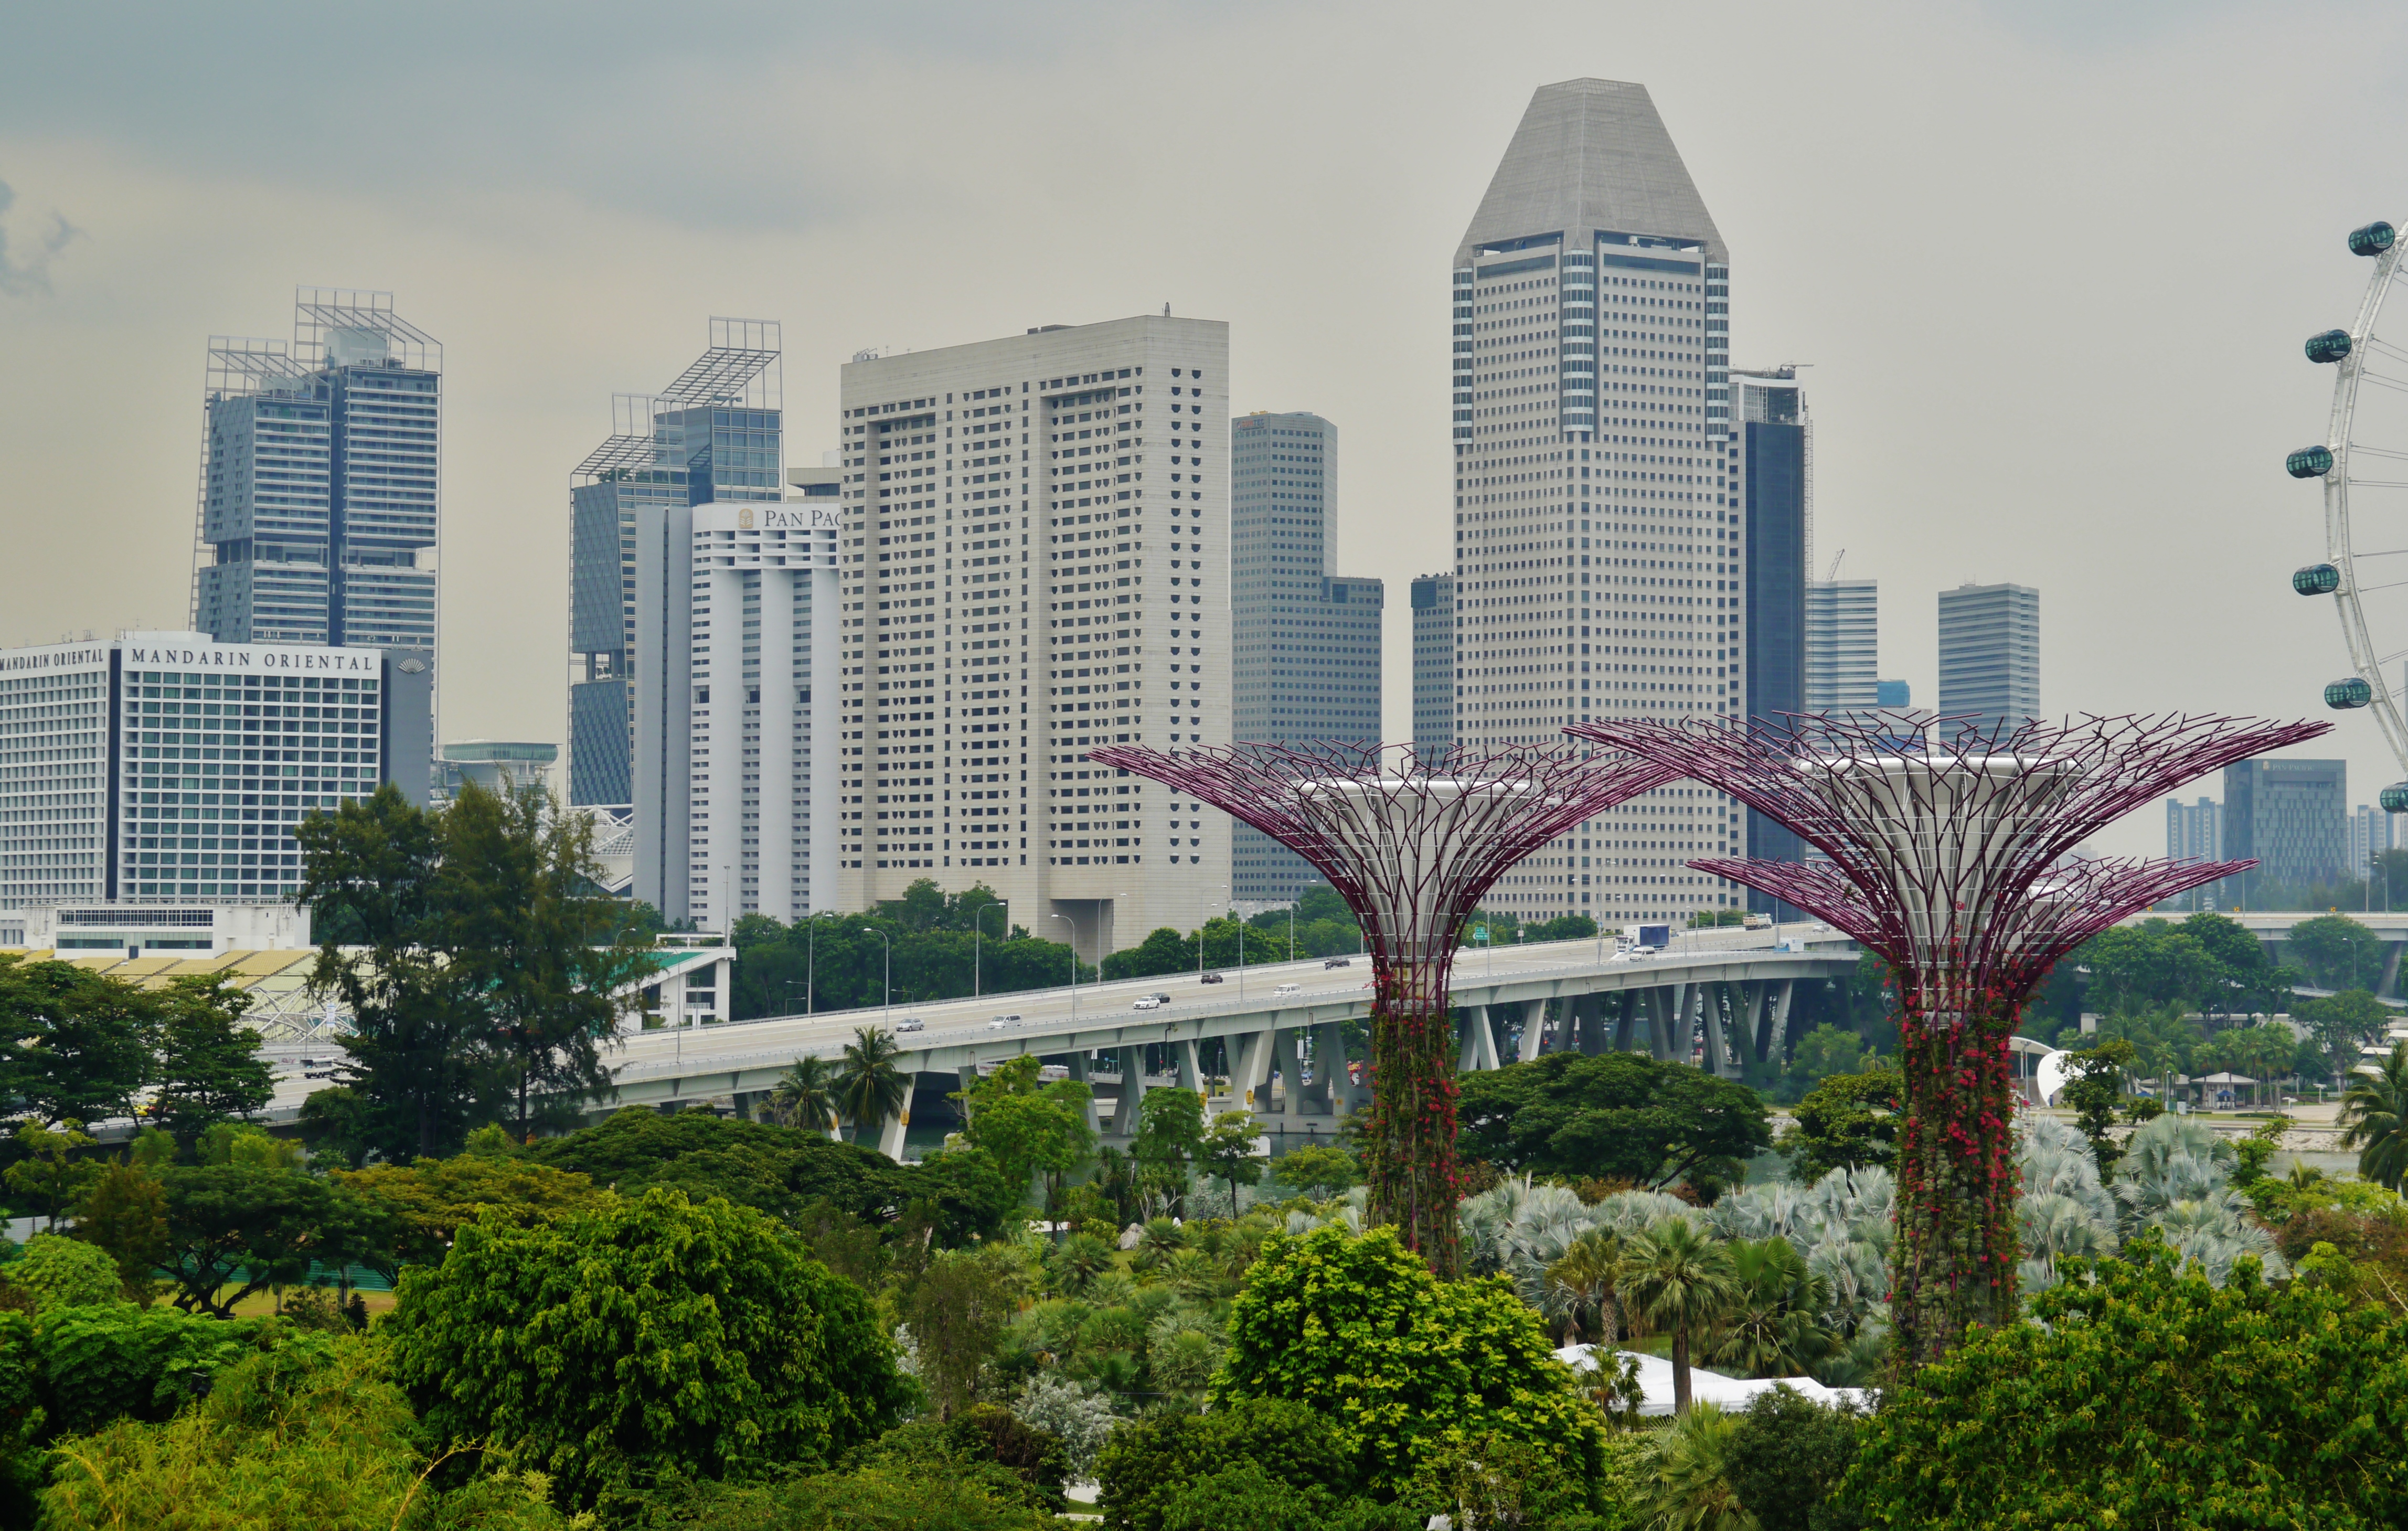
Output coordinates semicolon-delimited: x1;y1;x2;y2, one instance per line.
1052;913;1079;1019
974;901;1006;998
868;926;892;1033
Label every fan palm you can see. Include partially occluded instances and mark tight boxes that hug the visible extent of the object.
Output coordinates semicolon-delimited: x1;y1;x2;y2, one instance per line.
1619;1217;1739;1413
1544;1229;1623;1347
1643;1400;1757;1530
770;1054;841;1137
1707;1236;1834;1379
2340;1040;2408;1192
833;1025;911;1143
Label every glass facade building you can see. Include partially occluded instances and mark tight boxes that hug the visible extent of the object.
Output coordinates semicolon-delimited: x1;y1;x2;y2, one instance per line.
1230;411;1382;902
194;292;440;666
1937;582;2041;736
568;321;783;807
2222;758;2346;905
1738;371;1807;899
1805;578;1878;711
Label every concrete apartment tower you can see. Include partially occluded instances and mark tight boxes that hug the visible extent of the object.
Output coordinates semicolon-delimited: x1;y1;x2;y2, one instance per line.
192;291;441;704
568;321;786;809
1229;410;1382;902
1454;79;1742;923
830;316;1231;964
1936;581;2040;735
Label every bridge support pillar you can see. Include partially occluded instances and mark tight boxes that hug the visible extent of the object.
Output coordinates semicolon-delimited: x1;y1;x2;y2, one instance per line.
1770;980;1795;1064
1519;997;1550;1062
1271;1026;1305;1116
1179;1037;1205;1094
1067;1051;1106;1134
1702;985;1742;1078
1113;1046;1149;1134
877;1078;913;1161
1457;1006;1501;1073
1745;983;1772;1068
1612;991;1639;1052
1233;1028;1276;1115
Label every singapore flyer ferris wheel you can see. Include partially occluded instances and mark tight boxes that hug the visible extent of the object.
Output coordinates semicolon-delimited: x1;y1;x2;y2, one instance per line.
2293;218;2408;817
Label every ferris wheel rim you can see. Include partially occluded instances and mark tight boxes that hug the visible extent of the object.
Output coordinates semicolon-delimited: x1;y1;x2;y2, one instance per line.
2323;232;2408;788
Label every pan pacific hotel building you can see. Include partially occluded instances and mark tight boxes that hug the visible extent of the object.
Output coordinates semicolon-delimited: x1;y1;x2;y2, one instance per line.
0;631;432;953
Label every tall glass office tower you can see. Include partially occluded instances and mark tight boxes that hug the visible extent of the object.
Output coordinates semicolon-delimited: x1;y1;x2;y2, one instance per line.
567;321;783;807
1228;410;1382;902
193;291;441;661
1454;79;1741;923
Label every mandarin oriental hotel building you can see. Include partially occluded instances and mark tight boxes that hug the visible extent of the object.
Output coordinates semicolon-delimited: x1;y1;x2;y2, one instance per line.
0;632;432;908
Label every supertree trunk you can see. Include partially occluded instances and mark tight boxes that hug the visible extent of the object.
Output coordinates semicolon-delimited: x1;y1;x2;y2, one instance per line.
1362;971;1461;1275
1888;968;2020;1362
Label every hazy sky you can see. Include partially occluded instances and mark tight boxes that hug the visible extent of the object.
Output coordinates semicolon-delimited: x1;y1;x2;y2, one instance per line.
5;0;2407;859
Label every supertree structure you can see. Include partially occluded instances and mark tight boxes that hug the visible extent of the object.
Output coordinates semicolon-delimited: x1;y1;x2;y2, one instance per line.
1565;710;2325;1360
1087;740;1674;1274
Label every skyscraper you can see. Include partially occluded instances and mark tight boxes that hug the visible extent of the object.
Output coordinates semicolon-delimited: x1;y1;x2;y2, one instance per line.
1454;78;1741;923
1411;572;1456;753
2166;795;2220;859
2223;758;2346;905
831;315;1230;962
1735;368;1807;904
2349;802;2392;880
1805;579;1878;712
630;473;841;927
1936;582;2040;734
569;321;784;808
1229;410;1382;902
193;291;441;666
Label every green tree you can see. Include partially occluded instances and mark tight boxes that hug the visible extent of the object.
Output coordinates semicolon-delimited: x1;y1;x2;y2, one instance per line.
1131;1087;1206;1218
1543;1228;1624;1347
2298;988;2392;1078
0;955;158;1127
148;976;276;1149
1642;1402;1753;1531
958;1056;1094;1220
1457;1050;1771;1188
1273;1143;1359;1199
834;1025;912;1143
2340;1040;2408;1192
157;1164;380;1319
295;784;487;1161
331;1153;607;1275
74;1159;169;1296
2060;1040;2136;1176
3;1119;98;1231
1620;1217;1740;1413
39;1335;572;1531
1786;1024;1867;1091
389;1187;906;1512
4;1232;124;1311
1210;1224;1604;1500
1839;1236;2408;1527
771;1054;843;1136
2286;912;2388;992
295;1086;379;1170
1200;1111;1263;1212
435;779;653;1140
1095;1396;1373;1531
902;1247;1022;1421
1726;1385;1866;1531
1778;1067;1901;1182
1101;927;1199;982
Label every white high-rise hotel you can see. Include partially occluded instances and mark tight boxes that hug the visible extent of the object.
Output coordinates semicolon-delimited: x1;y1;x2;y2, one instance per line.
829;316;1232;962
1454;79;1744;922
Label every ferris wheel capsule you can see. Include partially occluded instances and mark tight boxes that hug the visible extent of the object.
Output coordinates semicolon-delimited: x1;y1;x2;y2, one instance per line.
2383;783;2408;814
2294;563;2341;595
2307;329;2353;364
2289;445;2336;478
2327;676;2374;709
2351;221;2396;257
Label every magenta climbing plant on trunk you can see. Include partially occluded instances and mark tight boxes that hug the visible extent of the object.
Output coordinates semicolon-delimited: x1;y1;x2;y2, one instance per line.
1568;708;2324;1363
1089;739;1671;1276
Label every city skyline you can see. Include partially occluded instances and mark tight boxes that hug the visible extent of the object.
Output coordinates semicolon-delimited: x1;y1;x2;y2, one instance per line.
4;3;2405;864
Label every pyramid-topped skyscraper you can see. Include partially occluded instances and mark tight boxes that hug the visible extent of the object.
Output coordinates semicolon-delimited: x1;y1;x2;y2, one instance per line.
1449;79;1756;927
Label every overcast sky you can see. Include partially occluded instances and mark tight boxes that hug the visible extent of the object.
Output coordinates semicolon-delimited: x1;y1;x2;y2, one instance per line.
4;0;2406;859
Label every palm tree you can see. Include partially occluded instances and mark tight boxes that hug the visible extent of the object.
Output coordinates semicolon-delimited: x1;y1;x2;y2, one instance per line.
2340;1039;2408;1192
770;1054;841;1138
1707;1236;1835;1379
1643;1400;1756;1531
1618;1217;1739;1414
1543;1229;1623;1347
833;1026;911;1145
